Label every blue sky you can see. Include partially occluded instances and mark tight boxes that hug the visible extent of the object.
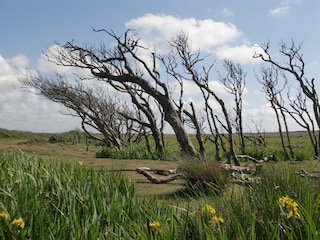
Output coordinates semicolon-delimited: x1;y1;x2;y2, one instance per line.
0;0;319;133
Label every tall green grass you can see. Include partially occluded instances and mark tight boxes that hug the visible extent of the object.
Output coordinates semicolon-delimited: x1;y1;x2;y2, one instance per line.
0;152;319;239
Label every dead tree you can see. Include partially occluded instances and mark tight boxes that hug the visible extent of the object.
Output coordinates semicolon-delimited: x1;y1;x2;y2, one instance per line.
254;40;320;157
201;85;225;161
257;66;293;159
286;91;319;156
170;33;240;165
22;29;199;157
183;102;207;158
20;75;134;150
219;60;246;154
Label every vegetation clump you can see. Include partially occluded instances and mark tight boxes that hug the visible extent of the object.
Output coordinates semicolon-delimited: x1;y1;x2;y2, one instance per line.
178;157;231;195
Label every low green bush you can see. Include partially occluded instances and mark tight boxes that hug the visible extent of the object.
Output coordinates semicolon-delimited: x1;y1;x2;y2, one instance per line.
178;157;231;196
96;145;162;159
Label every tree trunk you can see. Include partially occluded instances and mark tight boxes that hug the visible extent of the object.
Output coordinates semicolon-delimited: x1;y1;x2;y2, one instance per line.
164;99;199;157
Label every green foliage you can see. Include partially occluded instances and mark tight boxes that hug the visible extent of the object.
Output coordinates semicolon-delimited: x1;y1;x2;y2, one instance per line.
48;135;68;143
96;144;162;160
178;157;231;196
293;148;313;161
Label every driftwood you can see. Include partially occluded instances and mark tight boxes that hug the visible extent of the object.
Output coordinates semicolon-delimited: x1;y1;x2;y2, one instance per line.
238;154;276;163
221;163;256;174
136;154;276;185
295;169;320;179
136;164;259;185
136;167;182;184
136;167;177;176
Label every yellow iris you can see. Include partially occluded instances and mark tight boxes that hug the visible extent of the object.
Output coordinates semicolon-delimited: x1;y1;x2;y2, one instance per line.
0;212;9;221
149;221;161;230
9;217;25;229
279;196;300;218
202;204;216;215
202;204;224;224
212;215;225;224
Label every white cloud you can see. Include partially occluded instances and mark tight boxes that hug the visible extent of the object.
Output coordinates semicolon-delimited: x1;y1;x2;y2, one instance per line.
125;14;266;66
37;45;71;74
269;6;290;16
0;54;19;89
216;44;265;64
8;54;30;68
169;78;228;97
125;13;241;52
0;54;81;132
37;45;93;78
221;8;234;17
269;0;301;16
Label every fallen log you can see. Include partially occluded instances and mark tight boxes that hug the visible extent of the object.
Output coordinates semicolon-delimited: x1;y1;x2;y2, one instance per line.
238;154;276;163
136;167;182;184
295;169;320;179
221;163;255;174
135;167;177;176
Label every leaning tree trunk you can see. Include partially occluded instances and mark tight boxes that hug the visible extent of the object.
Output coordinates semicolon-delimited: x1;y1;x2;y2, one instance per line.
164;101;199;157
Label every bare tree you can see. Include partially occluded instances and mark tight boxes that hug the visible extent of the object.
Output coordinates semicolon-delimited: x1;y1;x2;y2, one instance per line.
183;102;206;158
22;29;199;157
219;60;246;154
20;74;136;150
254;40;320;157
169;32;240;165
286;91;319;156
257;66;294;159
116;82;166;156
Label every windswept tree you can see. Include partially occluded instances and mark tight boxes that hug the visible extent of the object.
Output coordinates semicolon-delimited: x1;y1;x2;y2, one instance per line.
168;32;240;165
218;60;246;154
20;74;141;150
21;29;199;157
257;66;293;159
254;40;320;157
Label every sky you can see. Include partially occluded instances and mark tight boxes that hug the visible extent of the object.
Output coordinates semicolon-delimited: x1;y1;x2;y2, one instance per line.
0;0;319;133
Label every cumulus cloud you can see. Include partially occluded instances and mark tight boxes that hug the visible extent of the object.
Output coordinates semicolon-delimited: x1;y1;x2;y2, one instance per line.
37;45;92;78
8;54;30;68
125;14;265;65
169;77;229;97
216;44;265;64
0;54;19;89
126;13;241;52
38;45;72;74
0;54;80;132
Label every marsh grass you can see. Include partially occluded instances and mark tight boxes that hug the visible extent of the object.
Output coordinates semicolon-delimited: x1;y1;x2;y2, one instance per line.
1;129;320;239
0;152;320;239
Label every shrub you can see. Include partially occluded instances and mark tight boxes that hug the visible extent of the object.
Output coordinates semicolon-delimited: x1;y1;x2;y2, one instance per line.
48;135;68;143
96;145;158;159
178;157;231;196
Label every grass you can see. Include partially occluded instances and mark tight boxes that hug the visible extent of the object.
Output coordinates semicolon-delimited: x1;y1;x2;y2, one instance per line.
1;152;320;239
1;129;320;239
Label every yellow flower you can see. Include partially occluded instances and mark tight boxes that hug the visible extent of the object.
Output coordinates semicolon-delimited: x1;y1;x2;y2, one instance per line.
279;196;300;218
9;217;25;229
202;204;216;215
0;212;9;221
211;215;224;224
149;221;161;231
